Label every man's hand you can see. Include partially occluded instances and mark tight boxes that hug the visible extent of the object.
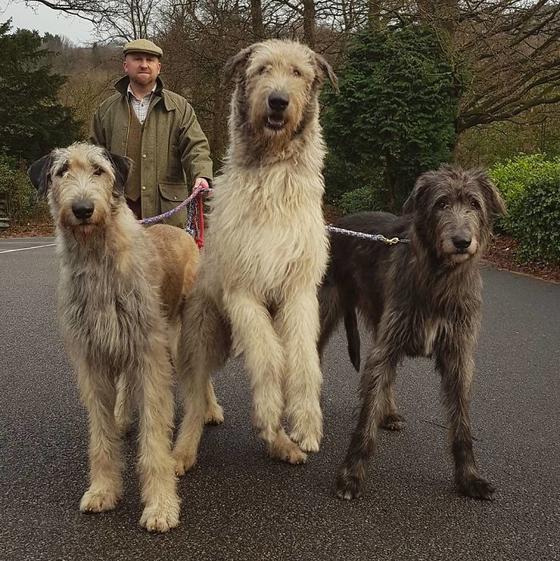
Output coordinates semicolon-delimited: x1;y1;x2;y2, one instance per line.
193;177;210;191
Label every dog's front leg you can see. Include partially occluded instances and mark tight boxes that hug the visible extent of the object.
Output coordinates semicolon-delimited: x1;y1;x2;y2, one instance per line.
436;347;495;500
336;347;398;500
224;289;307;464
136;351;180;532
77;362;123;514
277;289;323;452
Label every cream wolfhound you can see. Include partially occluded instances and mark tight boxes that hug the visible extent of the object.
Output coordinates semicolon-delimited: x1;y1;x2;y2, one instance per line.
173;40;338;474
28;142;221;531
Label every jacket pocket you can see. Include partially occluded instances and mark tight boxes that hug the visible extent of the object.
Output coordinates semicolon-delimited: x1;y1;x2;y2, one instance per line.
158;182;188;227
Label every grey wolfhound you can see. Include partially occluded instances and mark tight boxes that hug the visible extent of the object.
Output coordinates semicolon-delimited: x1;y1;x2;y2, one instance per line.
172;39;338;474
318;166;505;500
28;142;221;532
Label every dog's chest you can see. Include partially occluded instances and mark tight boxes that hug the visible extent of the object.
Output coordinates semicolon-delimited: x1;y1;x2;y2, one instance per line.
398;303;450;358
418;317;446;357
208;167;328;289
60;265;151;367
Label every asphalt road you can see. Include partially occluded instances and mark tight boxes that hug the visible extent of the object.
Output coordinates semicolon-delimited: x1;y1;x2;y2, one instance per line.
1;237;559;561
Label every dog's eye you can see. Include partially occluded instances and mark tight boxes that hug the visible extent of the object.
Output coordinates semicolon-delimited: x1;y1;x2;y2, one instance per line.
293;68;302;77
470;199;481;210
56;163;69;177
258;65;268;75
93;167;103;176
437;199;449;210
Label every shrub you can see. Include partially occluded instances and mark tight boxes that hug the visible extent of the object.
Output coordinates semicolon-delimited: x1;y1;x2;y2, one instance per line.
322;24;459;212
0;154;48;223
489;154;560;234
338;186;378;214
509;176;560;264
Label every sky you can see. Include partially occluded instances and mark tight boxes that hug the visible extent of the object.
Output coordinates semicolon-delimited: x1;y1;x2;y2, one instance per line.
1;0;96;45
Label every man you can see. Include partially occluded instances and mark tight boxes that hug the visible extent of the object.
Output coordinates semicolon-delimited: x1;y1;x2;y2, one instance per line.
90;39;213;227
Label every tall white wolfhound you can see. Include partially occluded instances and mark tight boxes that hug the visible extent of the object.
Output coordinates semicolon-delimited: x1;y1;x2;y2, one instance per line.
173;40;338;473
28;143;220;532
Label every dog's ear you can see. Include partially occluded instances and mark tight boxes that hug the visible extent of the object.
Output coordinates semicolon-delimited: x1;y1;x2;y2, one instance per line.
104;151;132;194
473;170;506;217
402;189;416;214
223;45;255;85
315;53;339;93
403;173;430;214
27;154;54;197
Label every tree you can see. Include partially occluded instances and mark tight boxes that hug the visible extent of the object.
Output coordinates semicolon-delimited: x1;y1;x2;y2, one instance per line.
23;0;156;41
322;24;459;211
303;0;316;47
250;0;265;40
0;21;80;162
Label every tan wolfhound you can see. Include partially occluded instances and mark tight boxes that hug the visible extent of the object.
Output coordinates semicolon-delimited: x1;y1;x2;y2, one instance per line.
28;142;221;532
173;40;338;474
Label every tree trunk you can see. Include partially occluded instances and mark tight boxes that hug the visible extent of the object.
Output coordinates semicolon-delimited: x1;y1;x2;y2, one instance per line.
303;0;315;48
250;0;265;41
417;0;459;40
368;0;382;32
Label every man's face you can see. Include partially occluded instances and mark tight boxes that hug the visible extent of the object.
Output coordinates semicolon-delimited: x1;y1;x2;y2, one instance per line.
123;53;161;87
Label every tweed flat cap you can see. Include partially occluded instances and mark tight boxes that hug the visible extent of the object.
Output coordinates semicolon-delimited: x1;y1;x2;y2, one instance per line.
123;39;163;58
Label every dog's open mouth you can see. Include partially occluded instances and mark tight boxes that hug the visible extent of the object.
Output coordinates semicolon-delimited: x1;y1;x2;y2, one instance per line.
265;116;286;131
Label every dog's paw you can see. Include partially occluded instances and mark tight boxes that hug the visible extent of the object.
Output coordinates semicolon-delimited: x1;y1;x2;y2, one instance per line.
140;501;180;533
290;429;321;453
283;445;308;465
457;475;496;500
79;488;120;513
335;466;364;500
269;434;308;464
173;452;196;477
380;413;406;432
204;403;224;425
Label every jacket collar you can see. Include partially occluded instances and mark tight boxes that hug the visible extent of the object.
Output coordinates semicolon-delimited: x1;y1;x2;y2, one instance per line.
114;76;175;111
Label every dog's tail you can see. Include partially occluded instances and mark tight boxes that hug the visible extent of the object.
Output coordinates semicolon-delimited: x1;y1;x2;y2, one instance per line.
343;305;361;372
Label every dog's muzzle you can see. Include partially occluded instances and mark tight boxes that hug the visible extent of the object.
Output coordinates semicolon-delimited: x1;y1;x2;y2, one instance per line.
266;92;289;130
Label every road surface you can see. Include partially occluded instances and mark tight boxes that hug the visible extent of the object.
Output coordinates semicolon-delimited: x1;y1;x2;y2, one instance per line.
1;237;559;560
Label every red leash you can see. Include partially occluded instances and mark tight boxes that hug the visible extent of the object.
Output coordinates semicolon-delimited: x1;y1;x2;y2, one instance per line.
194;194;205;249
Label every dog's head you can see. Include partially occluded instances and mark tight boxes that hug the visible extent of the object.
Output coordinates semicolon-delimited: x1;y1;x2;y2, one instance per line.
403;166;506;265
28;143;132;238
223;39;337;147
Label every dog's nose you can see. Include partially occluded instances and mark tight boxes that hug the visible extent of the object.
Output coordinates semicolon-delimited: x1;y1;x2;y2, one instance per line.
268;92;289;112
452;236;471;251
72;200;94;220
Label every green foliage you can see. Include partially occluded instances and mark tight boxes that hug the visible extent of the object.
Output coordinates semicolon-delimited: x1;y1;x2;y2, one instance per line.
489;154;560;233
0;21;80;163
489;154;560;264
322;25;459;212
510;177;560;264
456;113;560;169
0;154;48;223
338;186;379;214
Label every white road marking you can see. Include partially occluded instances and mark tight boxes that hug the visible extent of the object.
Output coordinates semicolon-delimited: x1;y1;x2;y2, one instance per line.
0;243;56;254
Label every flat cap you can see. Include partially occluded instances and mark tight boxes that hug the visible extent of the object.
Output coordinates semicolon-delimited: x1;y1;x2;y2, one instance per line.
123;39;163;58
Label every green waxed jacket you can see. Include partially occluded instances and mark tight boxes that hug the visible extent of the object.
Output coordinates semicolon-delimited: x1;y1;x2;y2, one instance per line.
90;76;213;227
